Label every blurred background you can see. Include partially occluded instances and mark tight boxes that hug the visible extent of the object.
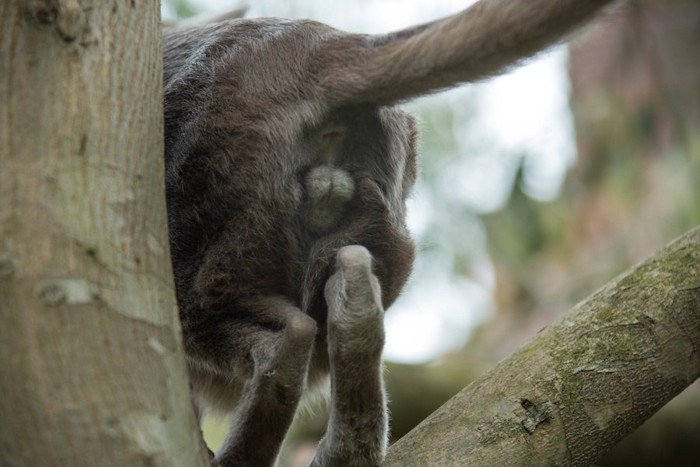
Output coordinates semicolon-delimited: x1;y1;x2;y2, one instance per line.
163;1;700;465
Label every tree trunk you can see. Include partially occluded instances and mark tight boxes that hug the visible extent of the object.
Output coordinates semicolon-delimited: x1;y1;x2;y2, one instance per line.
386;226;700;466
0;2;210;466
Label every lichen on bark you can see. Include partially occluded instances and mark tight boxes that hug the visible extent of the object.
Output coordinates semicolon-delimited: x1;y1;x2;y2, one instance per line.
386;227;700;466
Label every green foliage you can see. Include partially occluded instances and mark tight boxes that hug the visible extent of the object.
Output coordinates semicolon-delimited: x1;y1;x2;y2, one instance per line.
163;0;199;19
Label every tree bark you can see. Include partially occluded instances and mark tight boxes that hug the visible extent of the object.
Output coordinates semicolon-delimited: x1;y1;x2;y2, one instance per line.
0;2;210;466
385;226;700;466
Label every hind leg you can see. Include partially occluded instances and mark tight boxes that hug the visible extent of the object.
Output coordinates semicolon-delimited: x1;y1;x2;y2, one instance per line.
311;246;388;467
187;297;317;467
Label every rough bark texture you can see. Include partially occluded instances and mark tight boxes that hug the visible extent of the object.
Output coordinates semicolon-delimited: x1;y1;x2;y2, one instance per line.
0;2;210;466
385;227;700;466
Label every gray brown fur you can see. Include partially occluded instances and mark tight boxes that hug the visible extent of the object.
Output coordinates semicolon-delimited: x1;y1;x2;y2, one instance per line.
162;1;616;465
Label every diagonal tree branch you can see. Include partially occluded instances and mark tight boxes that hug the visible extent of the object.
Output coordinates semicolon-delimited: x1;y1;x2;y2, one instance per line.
386;226;700;466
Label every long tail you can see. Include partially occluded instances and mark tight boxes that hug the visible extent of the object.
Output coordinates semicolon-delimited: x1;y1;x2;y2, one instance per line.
323;0;617;105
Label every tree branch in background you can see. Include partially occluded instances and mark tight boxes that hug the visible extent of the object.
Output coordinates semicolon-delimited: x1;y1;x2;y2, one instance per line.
386;226;700;466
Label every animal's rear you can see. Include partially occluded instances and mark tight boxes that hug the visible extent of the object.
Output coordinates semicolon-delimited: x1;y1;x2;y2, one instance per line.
162;1;616;464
